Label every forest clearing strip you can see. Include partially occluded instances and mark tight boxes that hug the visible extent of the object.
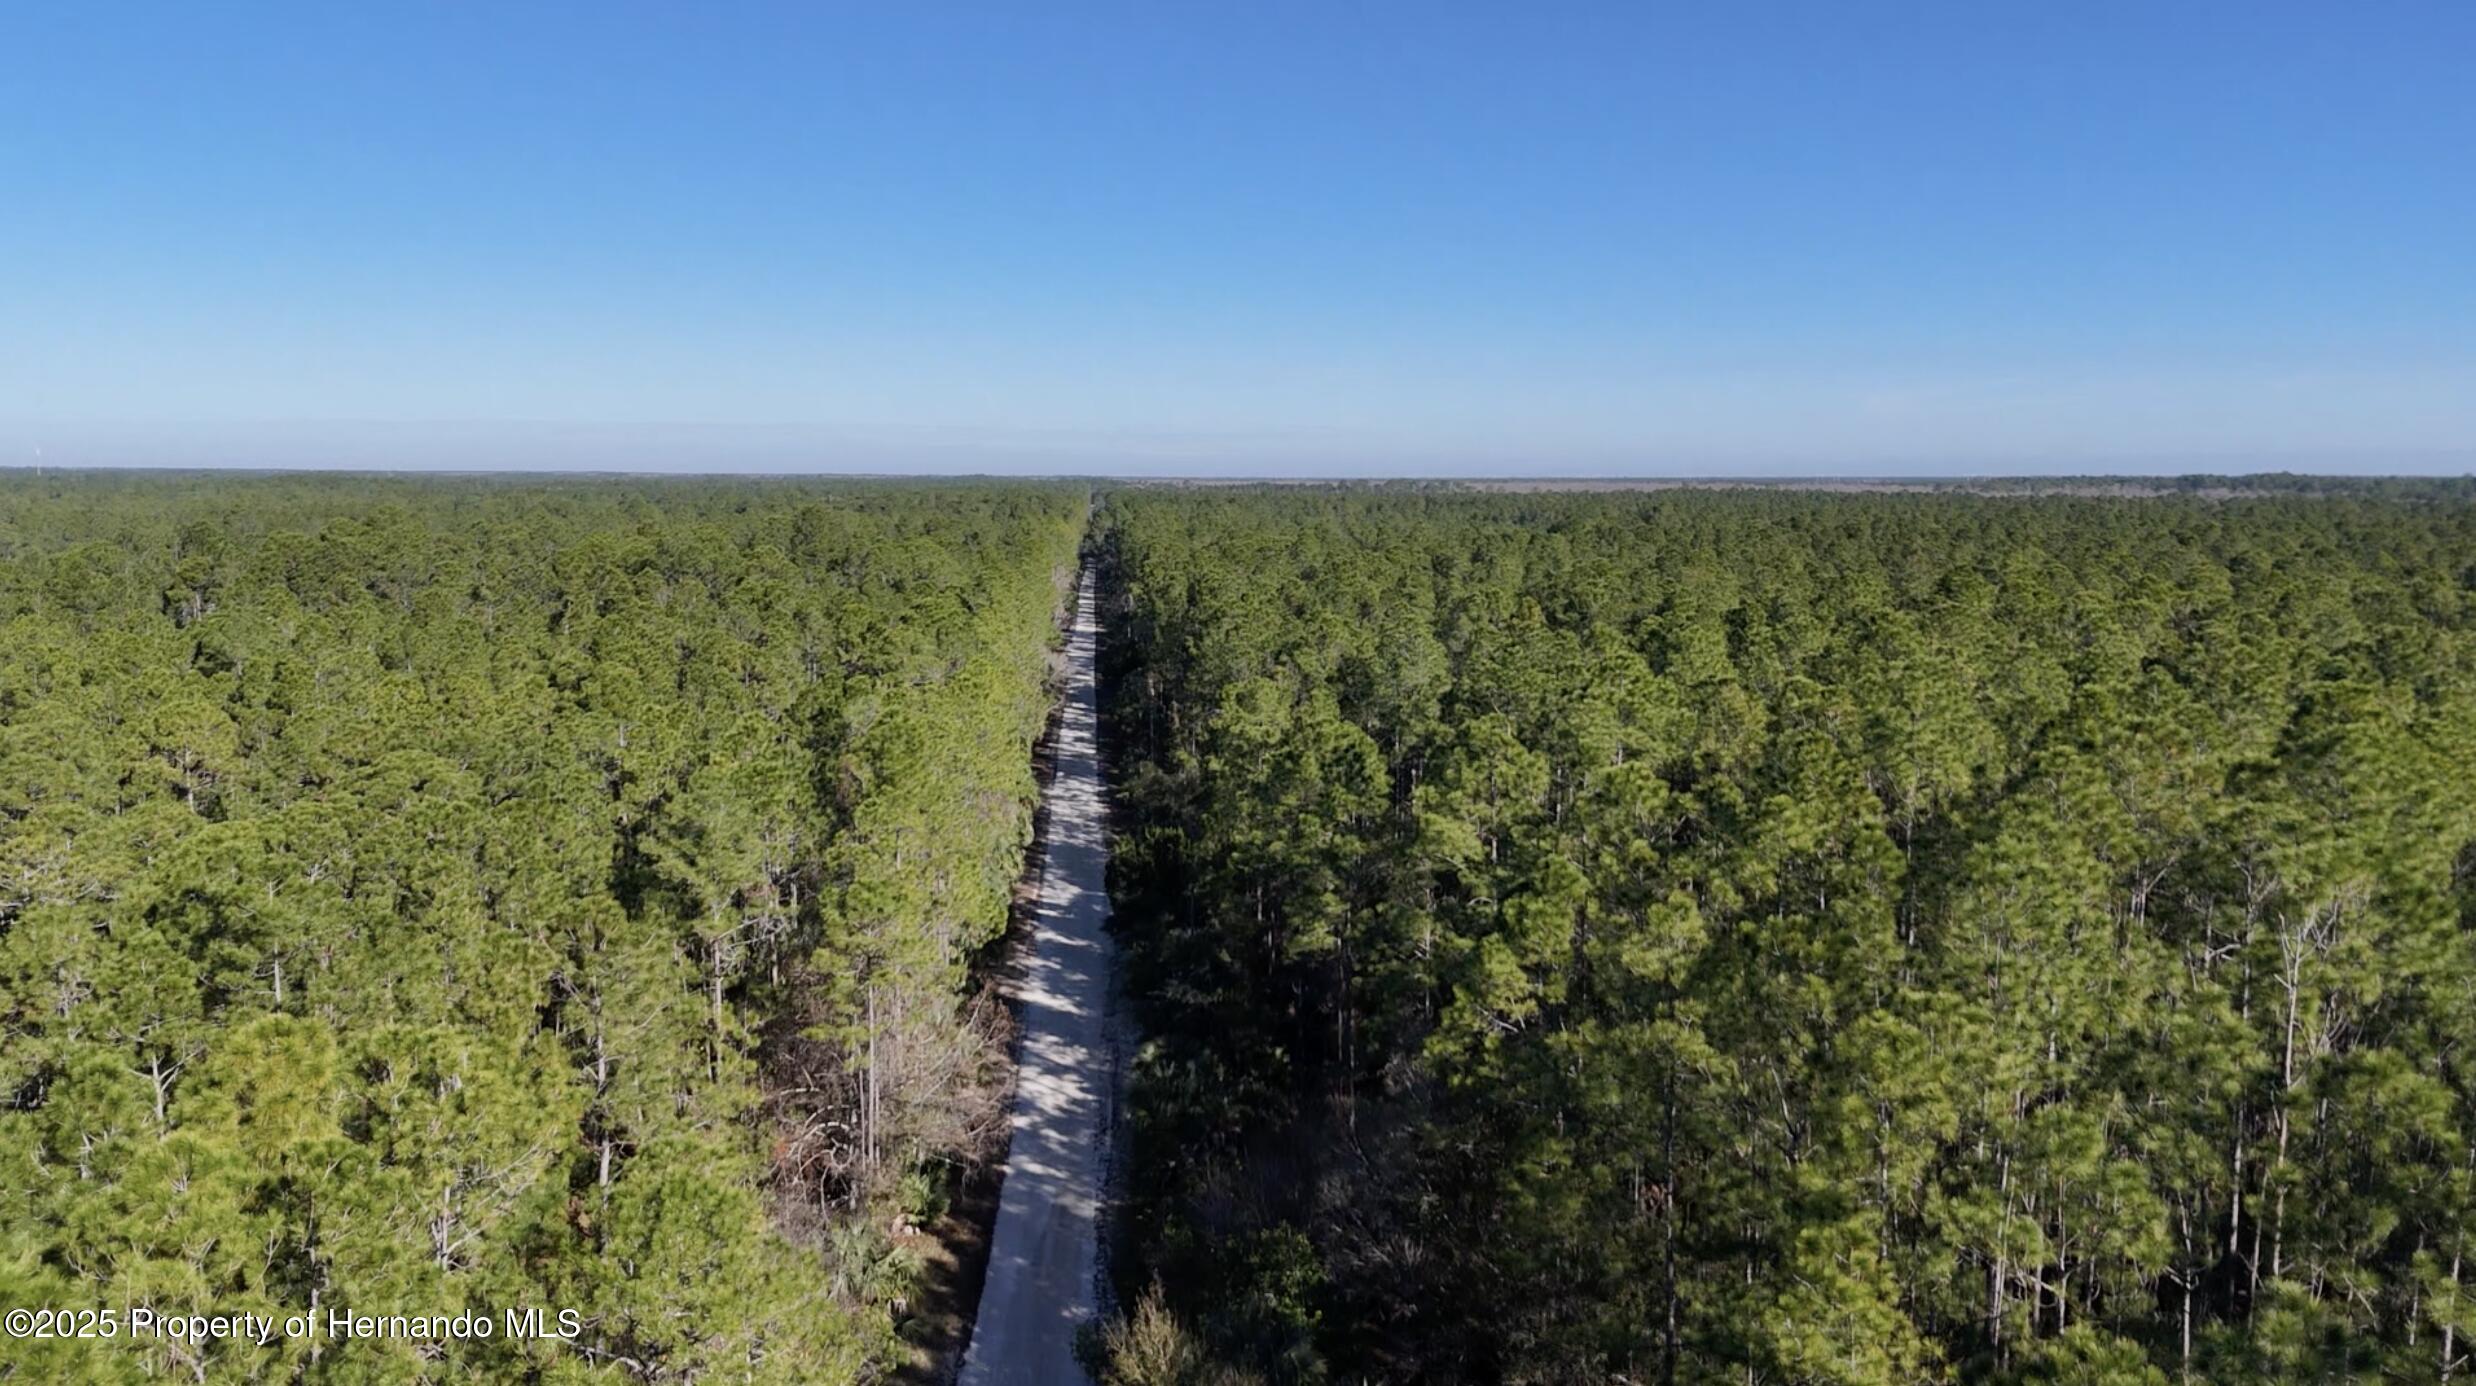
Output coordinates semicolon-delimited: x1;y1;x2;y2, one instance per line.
957;565;1121;1385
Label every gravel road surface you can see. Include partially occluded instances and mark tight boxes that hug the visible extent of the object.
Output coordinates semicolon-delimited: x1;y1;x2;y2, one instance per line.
959;570;1117;1385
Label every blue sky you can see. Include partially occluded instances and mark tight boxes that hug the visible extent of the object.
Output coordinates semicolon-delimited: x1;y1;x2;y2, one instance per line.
3;2;2471;475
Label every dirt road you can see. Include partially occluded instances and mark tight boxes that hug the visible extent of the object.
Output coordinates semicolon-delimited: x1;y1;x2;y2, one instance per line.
959;569;1117;1385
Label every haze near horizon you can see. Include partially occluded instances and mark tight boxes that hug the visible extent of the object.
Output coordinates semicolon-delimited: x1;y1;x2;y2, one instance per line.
3;2;2471;475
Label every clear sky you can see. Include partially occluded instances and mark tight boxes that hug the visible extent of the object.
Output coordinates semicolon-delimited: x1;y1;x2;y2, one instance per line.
3;2;2471;475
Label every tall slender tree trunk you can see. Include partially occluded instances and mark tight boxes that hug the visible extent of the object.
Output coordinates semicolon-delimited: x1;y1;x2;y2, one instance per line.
2270;941;2301;1288
2444;1242;2463;1382
595;1024;614;1190
708;920;730;1083
863;983;881;1186
148;1055;170;1126
1661;1051;1680;1386
2178;1208;2195;1381
2228;1113;2246;1270
1991;1147;2013;1362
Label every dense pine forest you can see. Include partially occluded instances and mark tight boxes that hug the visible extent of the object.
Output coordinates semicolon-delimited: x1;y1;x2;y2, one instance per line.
1094;486;2476;1384
0;474;1085;1381
10;474;2476;1384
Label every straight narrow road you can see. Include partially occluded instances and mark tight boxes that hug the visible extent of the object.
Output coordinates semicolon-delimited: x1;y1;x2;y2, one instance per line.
961;568;1116;1385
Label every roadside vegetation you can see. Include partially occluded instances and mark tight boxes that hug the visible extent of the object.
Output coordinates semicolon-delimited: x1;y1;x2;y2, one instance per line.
11;472;2472;1384
1095;483;2476;1384
0;473;1083;1381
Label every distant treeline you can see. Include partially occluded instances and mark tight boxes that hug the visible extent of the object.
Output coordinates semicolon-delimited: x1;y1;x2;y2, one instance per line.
1095;487;2476;1383
1967;473;2476;500
0;475;1085;1381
